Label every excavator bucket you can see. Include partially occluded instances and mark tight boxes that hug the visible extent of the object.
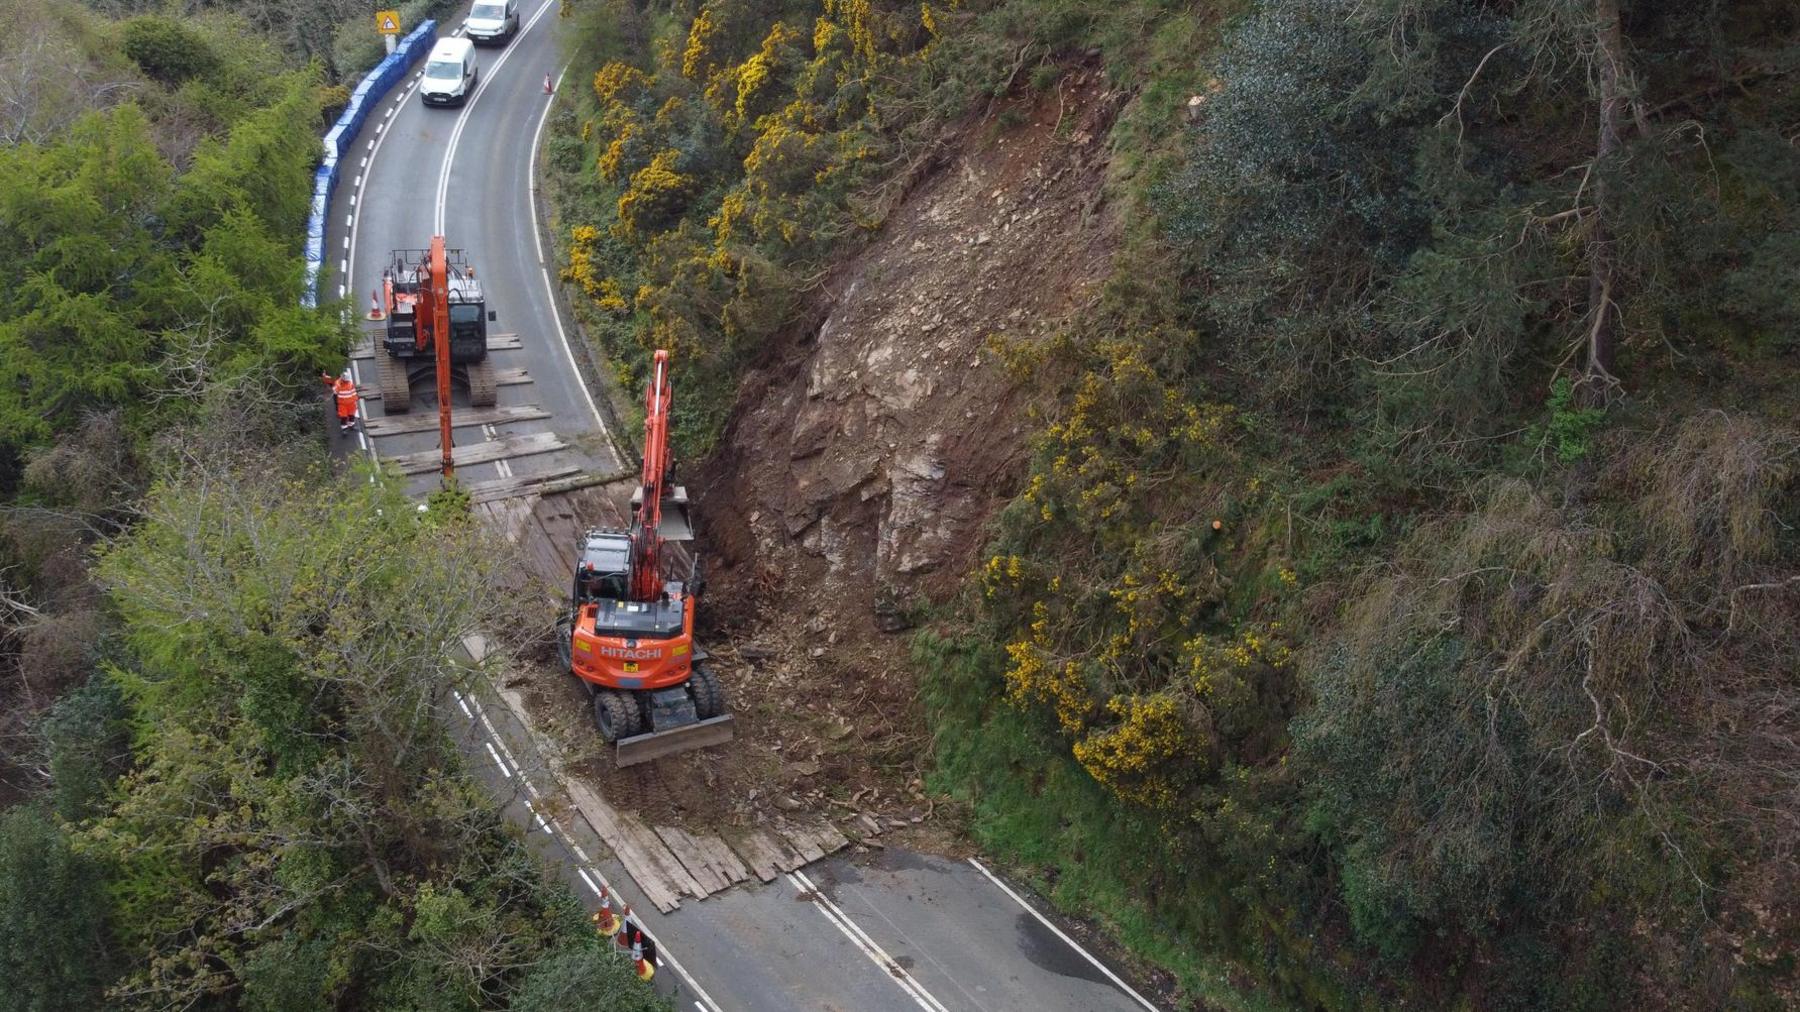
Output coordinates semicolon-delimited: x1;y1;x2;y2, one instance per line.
631;485;694;542
614;715;735;767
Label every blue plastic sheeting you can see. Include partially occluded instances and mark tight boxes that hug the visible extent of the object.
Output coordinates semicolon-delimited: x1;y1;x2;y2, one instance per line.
301;19;438;308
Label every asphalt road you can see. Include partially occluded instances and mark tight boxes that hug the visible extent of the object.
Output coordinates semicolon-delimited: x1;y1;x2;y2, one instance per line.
453;671;1163;1012
331;8;1166;1009
324;2;619;497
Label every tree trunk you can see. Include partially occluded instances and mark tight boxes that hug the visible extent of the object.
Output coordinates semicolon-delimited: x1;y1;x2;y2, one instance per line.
1581;0;1628;402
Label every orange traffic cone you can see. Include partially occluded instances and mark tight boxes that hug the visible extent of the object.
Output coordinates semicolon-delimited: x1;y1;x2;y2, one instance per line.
543;74;553;95
593;888;621;937
367;289;386;321
631;931;654;982
614;904;634;948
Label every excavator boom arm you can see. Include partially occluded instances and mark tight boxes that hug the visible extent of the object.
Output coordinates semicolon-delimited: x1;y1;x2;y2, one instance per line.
420;237;453;478
630;350;673;601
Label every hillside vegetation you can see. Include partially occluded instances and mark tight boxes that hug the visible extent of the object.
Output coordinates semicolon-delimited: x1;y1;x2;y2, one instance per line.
0;5;661;1008
548;0;1800;1007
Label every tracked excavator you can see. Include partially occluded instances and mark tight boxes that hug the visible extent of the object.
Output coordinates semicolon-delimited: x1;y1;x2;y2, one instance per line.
376;237;498;416
557;350;733;766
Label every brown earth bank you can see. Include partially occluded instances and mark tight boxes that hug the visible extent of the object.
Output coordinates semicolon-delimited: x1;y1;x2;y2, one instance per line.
507;70;1123;838
695;62;1121;691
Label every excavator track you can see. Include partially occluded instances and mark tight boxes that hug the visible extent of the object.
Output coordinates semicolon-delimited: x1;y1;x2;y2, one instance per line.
377;352;411;414
467;357;497;408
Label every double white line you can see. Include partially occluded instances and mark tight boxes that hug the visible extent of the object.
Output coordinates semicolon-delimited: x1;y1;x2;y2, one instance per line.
787;868;951;1012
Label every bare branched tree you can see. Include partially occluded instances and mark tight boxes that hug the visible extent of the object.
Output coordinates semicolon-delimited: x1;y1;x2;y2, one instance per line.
0;1;136;146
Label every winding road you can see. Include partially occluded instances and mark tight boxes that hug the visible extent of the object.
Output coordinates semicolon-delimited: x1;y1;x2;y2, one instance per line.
326;5;1163;1009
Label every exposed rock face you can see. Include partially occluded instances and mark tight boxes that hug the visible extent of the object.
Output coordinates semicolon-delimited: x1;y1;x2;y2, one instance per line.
701;69;1122;635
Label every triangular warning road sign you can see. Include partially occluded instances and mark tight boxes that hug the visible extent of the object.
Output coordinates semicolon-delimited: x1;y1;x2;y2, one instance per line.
381;16;397;30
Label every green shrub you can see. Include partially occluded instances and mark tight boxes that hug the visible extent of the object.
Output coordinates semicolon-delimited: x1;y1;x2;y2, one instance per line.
121;16;219;85
0;807;118;1012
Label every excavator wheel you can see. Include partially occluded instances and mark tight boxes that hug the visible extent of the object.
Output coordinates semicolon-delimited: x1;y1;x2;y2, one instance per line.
554;617;573;672
593;690;642;743
688;664;725;720
377;352;411;414
467;357;497;408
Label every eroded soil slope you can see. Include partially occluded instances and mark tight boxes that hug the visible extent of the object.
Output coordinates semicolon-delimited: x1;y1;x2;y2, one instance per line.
505;71;1123;836
628;69;1129;828
703;68;1121;639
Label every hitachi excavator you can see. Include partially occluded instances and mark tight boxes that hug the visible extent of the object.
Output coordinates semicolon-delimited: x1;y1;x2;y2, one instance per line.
557;349;734;766
377;237;498;415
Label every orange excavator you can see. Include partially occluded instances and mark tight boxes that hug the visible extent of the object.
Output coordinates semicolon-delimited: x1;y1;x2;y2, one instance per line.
557;349;733;766
377;237;498;446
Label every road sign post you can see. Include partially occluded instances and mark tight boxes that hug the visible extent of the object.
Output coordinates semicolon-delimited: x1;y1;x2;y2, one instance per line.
375;10;402;54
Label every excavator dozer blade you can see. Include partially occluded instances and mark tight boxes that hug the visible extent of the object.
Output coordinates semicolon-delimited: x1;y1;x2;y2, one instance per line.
614;715;735;768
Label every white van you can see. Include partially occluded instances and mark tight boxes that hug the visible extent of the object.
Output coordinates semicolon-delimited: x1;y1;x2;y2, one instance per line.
464;0;520;45
420;38;477;107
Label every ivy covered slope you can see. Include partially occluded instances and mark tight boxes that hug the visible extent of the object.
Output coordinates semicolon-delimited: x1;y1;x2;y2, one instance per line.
544;0;1800;1009
0;6;663;1010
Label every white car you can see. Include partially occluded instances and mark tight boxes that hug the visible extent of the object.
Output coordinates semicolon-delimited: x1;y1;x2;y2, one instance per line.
420;37;477;107
464;0;520;45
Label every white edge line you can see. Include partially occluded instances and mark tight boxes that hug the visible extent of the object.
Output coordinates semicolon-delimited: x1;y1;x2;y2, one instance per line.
967;857;1162;1012
526;63;614;445
483;740;510;778
344;53;428;470
789;870;946;1012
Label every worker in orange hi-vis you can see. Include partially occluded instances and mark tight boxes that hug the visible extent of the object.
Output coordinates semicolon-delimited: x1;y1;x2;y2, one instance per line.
322;370;360;434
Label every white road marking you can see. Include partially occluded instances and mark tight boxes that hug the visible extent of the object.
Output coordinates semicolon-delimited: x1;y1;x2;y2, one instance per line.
968;857;1162;1011
344;57;432;470
456;696;473;719
433;0;557;234
484;740;510;777
339;258;347;274
526;65;617;460
789;869;950;1012
465;678;722;1011
345;214;353;227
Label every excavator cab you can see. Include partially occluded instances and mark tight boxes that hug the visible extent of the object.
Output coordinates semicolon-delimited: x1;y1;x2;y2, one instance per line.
574;531;633;605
